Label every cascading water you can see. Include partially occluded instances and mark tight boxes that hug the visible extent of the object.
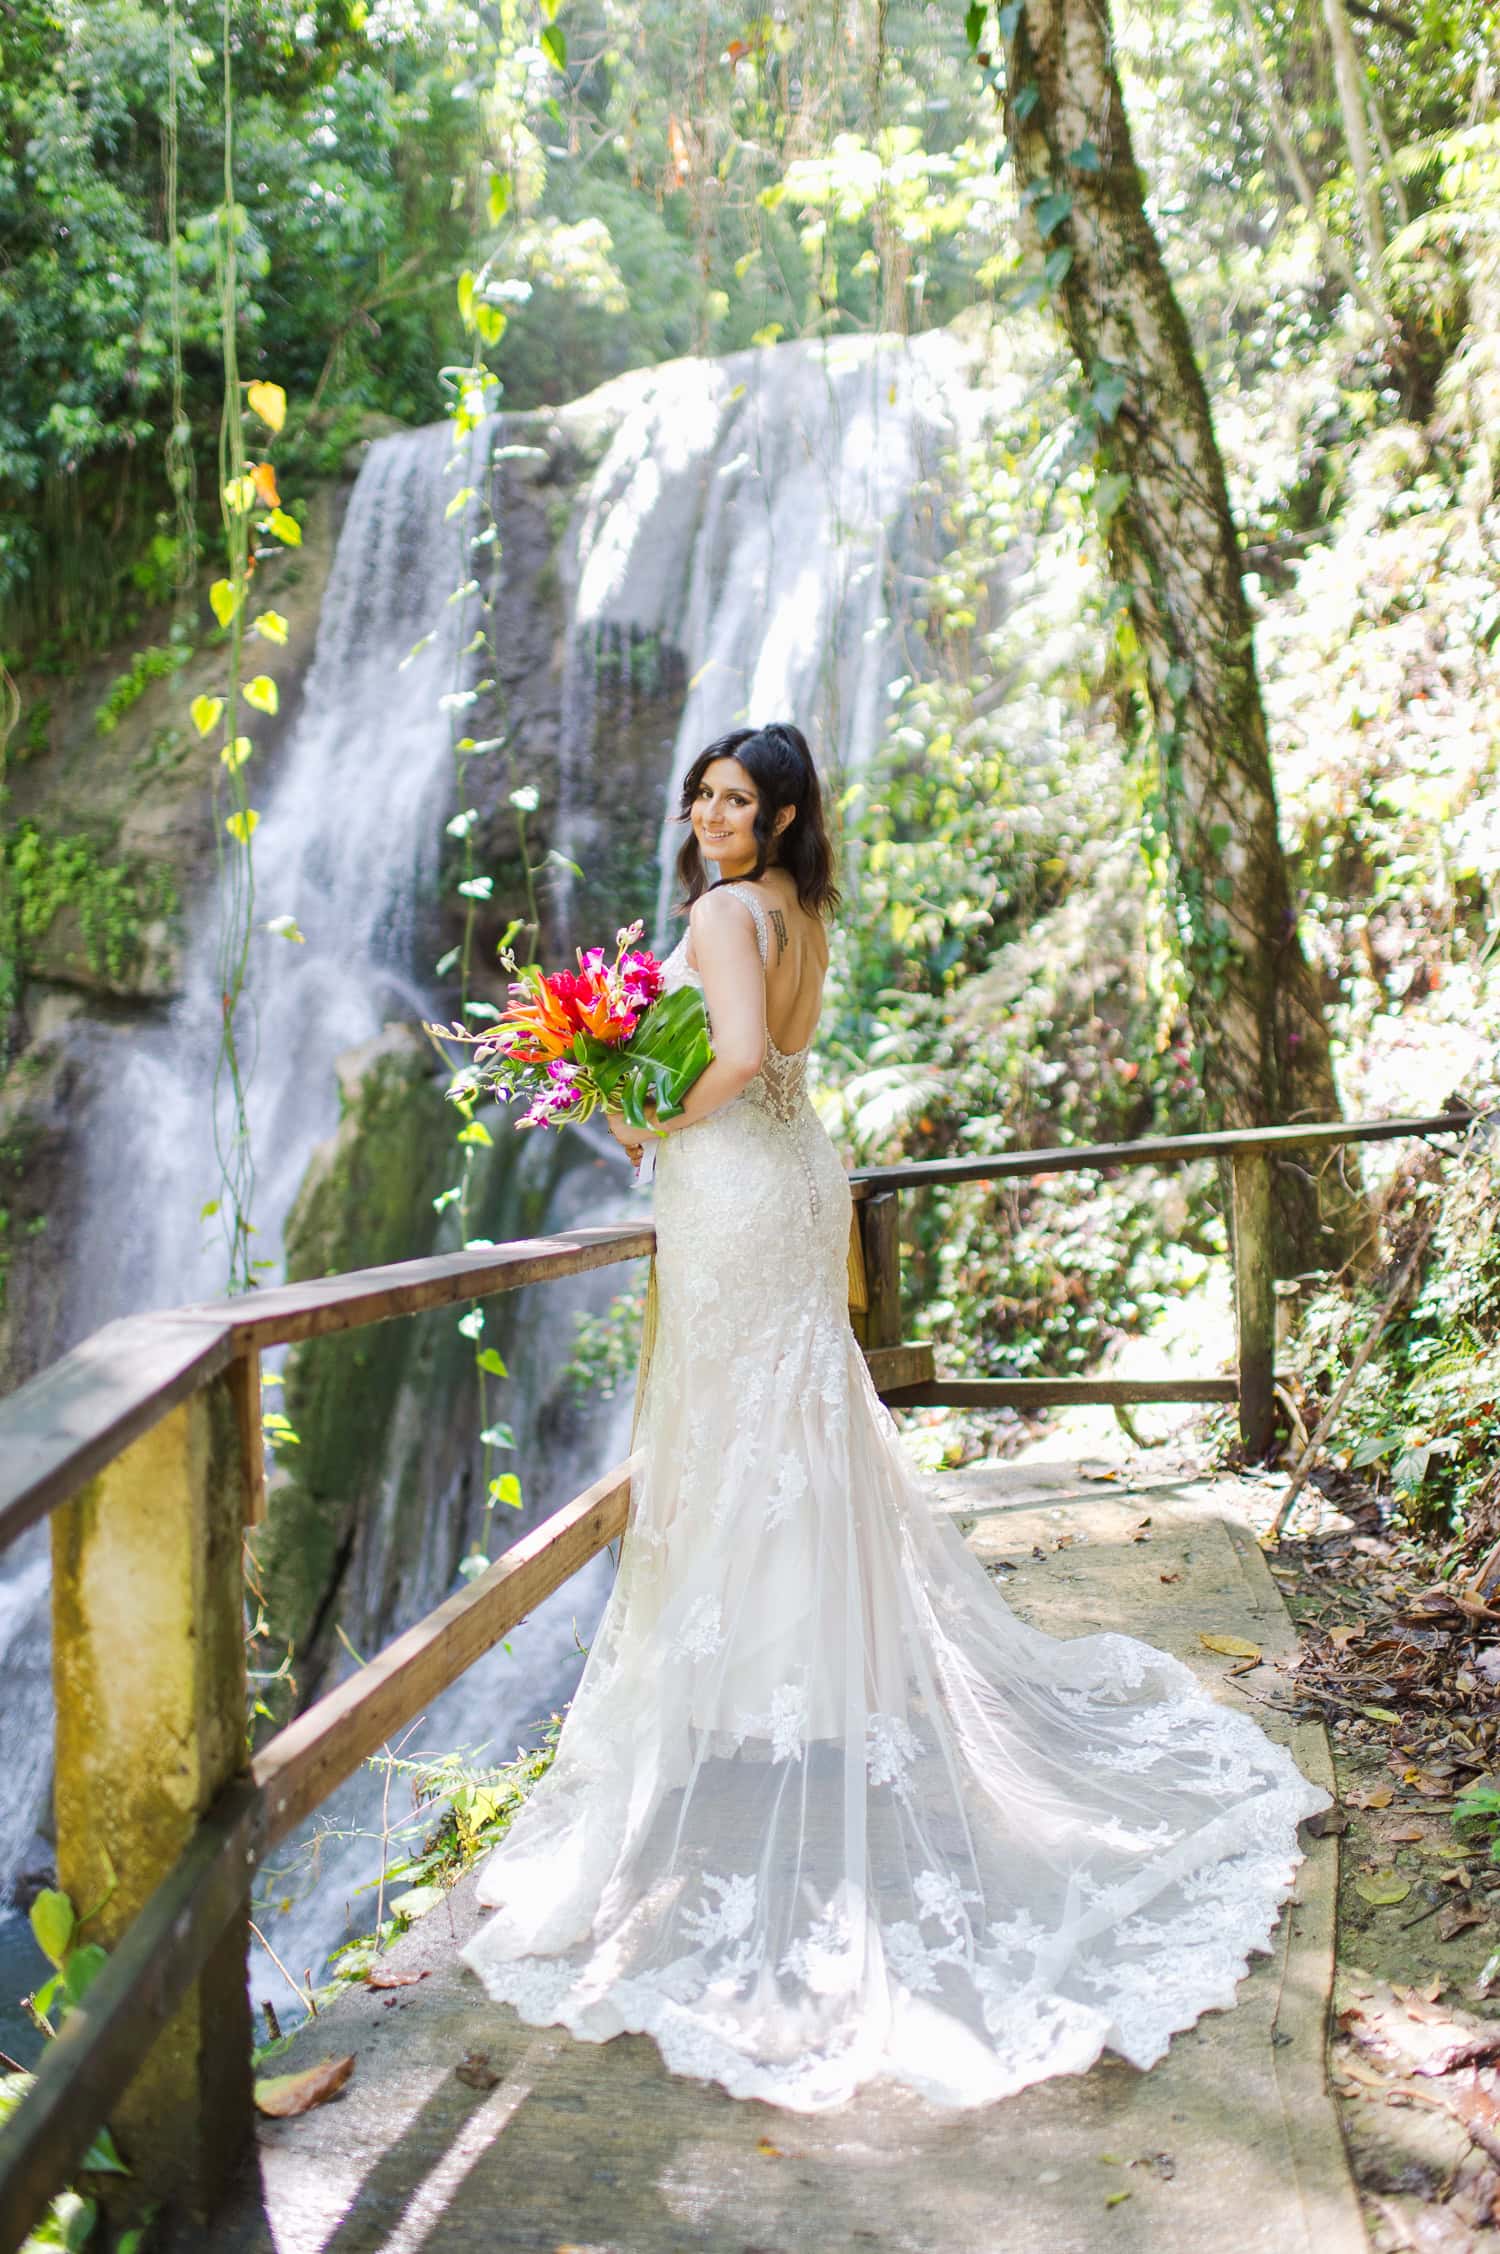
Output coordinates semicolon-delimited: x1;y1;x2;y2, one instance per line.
552;329;992;939
1;332;995;2036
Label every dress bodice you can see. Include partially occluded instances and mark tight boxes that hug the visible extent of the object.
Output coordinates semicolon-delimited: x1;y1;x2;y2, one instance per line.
660;884;812;1127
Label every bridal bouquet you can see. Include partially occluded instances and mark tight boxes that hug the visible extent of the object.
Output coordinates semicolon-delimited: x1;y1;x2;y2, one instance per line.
425;922;712;1133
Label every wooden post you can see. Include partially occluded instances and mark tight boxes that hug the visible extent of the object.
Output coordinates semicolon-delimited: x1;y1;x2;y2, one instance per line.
1230;1149;1276;1459
49;1370;254;2224
859;1191;902;1352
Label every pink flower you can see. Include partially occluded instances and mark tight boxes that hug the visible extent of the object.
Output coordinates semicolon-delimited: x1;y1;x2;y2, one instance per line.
619;950;664;1009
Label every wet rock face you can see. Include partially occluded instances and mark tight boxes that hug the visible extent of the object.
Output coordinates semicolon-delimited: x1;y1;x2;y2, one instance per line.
250;1024;458;1711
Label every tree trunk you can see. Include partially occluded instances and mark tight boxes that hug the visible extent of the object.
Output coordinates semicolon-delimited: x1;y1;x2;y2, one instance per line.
1319;0;1391;291
1001;0;1367;1274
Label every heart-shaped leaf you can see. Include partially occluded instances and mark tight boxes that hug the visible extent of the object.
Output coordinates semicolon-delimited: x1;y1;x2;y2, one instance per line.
253;2055;353;2118
246;380;287;434
190;693;224;738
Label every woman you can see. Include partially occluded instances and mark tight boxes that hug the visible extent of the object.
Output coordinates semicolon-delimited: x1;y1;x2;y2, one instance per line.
461;721;1330;2111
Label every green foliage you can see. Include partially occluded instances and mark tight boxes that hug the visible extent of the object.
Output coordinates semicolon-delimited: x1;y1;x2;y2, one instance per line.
93;641;190;735
565;1285;646;1402
3;820;178;988
1452;1781;1500;1867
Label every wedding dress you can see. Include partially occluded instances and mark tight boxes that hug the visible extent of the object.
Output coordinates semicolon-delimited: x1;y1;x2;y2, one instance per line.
461;884;1332;2110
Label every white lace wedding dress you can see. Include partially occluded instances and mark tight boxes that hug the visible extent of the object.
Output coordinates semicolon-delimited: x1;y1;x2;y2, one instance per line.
461;885;1332;2110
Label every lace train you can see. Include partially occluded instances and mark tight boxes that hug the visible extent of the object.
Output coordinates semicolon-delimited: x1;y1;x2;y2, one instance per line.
460;893;1331;2110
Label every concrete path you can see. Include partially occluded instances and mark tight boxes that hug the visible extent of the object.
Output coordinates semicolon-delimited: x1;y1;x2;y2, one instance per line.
213;1464;1366;2254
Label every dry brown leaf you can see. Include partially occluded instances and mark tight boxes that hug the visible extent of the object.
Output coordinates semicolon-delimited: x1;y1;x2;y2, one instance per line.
253;2055;354;2118
454;2051;501;2092
1437;1906;1490;1944
367;1968;429;1990
1198;1632;1263;1659
1328;1624;1364;1650
1347;1784;1395;1810
756;2136;783;2157
1388;1825;1427;1842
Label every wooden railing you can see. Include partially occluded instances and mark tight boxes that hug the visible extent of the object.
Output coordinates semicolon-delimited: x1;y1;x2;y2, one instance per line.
0;1109;1475;2250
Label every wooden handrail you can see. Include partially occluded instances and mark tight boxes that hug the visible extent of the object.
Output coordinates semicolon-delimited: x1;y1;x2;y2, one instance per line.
0;1222;654;1550
847;1108;1476;1192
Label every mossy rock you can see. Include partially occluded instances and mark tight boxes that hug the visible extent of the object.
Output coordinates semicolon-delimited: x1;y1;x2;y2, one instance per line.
251;1025;453;1687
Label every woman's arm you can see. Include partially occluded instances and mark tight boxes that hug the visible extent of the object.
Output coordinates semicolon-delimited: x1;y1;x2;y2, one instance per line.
607;891;764;1152
655;890;765;1132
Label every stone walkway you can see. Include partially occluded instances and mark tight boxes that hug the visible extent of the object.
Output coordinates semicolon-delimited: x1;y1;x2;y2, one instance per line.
212;1463;1366;2254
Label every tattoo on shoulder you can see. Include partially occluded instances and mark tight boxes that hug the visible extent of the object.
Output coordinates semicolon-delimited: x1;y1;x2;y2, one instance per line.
769;907;789;961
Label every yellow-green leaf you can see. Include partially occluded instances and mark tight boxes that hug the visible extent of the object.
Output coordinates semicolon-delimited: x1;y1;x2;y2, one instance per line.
474;302;507;347
209;578;241;627
457;1119;494;1147
1354;1875;1412;1906
253;609;289;645
243;675;279;716
246;380;287;434
487;171;512;225
190;694;224;738
1198;1633;1263;1660
220;736;252;772
221;473;257;513
445;485;476;521
266;508;302;548
457;268;476;327
253;2055;353;2118
225;808;260;842
1361;1705;1401;1725
29;1889;75;1970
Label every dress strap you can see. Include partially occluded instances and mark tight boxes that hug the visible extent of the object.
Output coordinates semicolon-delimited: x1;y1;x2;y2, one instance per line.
721;883;770;967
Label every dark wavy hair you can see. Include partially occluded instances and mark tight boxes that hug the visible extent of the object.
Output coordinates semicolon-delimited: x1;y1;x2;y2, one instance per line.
674;722;840;916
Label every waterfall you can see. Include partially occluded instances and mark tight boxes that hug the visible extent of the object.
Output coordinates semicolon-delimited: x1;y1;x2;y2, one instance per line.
553;329;990;939
0;333;994;2025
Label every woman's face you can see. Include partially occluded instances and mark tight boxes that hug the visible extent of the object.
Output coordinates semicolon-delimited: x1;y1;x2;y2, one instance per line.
690;756;763;878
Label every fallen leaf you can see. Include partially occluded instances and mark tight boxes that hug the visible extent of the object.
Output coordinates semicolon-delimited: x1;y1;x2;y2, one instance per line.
1388;1825;1427;1843
1361;1705;1402;1724
367;1968;429;1990
756;2136;783;2157
1346;1784;1394;1810
1409;1770;1456;1797
1199;1633;1263;1659
1354;1875;1413;1906
1158;1571;1182;1584
454;2051;500;2091
1437;1906;1490;1944
1328;1624;1363;1650
253;2056;354;2117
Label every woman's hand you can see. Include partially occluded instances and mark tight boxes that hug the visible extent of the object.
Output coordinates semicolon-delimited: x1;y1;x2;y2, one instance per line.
606;1109;647;1156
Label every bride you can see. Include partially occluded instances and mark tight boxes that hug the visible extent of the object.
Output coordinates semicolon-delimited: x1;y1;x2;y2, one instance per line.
460;720;1332;2111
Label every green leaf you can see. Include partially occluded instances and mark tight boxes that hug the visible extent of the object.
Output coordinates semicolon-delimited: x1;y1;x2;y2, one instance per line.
266;508;302;548
1066;138;1103;171
30;1889;75;1970
243;674;278;715
445;487;476;522
457;268;476;327
489;1472;523;1508
264;913;305;943
541;22;567;68
1034;190;1072;238
488;172;512;226
1089;367;1127;422
1093;471;1130;525
476;1347;509;1378
190;693;224;737
964;0;986;48
63;1943;108;2008
432;1185;461;1213
457;1119;494;1147
1043;246;1073;287
446;806;478;838
253;609;289;645
1014;82;1040;119
457;876;494;901
480;1423;516;1449
82;2122;130;2177
457;1308;485;1340
474;303;507;348
435;946;461;976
